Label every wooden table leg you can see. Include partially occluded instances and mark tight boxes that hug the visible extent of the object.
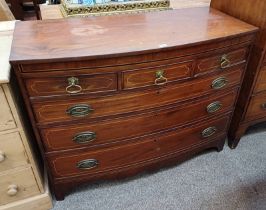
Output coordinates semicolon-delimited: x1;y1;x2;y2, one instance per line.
9;0;24;20
32;0;40;20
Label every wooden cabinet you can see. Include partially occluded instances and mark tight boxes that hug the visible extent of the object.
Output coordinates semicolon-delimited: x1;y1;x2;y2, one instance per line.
211;0;266;148
9;8;257;200
0;21;52;210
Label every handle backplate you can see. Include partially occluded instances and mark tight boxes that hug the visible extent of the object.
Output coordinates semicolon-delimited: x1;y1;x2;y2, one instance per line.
66;77;82;94
155;70;168;85
66;104;93;117
207;101;222;113
73;132;96;144
211;77;228;90
220;54;231;69
202;127;217;138
77;159;98;170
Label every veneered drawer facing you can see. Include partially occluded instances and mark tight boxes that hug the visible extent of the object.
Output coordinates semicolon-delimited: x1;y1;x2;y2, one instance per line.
246;92;266;121
33;67;243;124
41;90;237;152
122;61;193;89
195;47;248;76
0;167;40;205
0;132;29;172
254;66;266;93
25;73;117;97
0;87;16;131
48;116;230;178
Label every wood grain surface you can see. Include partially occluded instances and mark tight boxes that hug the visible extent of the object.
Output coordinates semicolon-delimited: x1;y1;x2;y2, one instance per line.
10;7;257;63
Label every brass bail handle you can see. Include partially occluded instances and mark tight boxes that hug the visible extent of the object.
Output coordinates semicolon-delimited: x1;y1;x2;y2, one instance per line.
155;70;168;85
221;54;231;69
66;77;83;94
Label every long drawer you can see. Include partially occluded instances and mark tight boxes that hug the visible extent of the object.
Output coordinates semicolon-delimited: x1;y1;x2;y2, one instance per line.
254;65;266;93
40;89;237;152
47;116;230;178
0;132;29;172
33;67;243;125
0;167;40;205
246;92;266;121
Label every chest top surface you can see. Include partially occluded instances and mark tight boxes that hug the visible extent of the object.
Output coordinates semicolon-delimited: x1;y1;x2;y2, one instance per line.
10;7;257;64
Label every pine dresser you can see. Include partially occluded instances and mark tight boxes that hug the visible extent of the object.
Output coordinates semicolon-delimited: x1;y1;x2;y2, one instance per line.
9;7;257;200
0;21;52;209
211;0;266;148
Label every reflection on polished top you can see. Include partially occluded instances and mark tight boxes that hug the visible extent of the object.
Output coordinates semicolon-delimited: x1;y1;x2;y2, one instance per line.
10;7;257;63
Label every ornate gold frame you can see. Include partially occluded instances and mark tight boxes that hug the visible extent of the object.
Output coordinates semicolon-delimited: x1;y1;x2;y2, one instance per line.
60;0;171;17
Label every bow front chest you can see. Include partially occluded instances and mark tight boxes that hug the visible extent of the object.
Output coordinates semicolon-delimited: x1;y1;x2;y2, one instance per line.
10;7;257;200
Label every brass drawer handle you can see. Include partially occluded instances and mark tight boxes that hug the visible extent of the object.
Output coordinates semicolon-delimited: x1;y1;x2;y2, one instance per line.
221;54;231;69
77;159;98;170
202;127;217;138
261;103;266;110
66;104;94;117
211;77;228;90
66;77;83;94
155;70;168;86
0;150;6;162
73;132;96;144
207;101;222;113
7;184;18;196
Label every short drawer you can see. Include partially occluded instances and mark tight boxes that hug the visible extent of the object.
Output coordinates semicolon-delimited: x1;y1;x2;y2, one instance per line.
254;66;266;93
122;60;193;89
0;86;16;131
246;92;266;121
33;67;243;124
40;90;237;152
0;132;29;172
0;167;40;205
24;73;117;97
47;116;230;178
195;47;248;76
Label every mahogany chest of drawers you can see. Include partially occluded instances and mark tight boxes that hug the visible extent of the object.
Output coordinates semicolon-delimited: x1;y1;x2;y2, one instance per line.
9;7;257;200
211;0;266;148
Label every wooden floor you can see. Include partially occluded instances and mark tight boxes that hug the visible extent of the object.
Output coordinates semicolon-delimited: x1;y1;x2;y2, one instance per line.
40;0;211;20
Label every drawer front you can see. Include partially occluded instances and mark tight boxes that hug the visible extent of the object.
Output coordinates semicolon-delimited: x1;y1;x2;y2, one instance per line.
122;61;193;89
0;167;40;205
25;73;117;97
33;68;243;124
246;92;266;121
0;87;16;131
41;90;237;151
0;132;29;172
254;66;266;93
48;116;230;178
195;48;248;76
